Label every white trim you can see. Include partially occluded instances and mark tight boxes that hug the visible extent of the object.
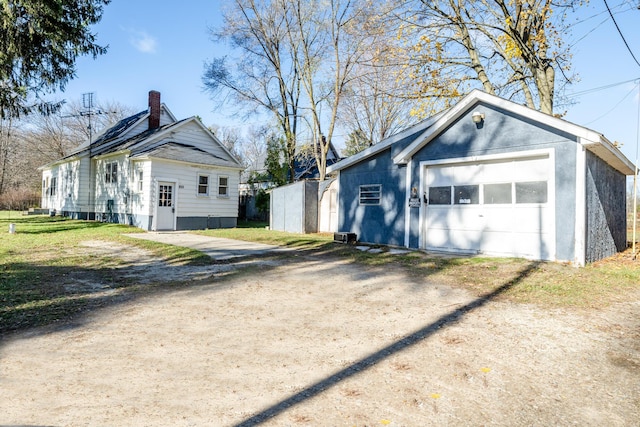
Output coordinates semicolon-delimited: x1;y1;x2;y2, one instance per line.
358;184;382;205
404;159;412;247
418;148;552;168
196;172;210;197
574;142;587;266
547;148;557;261
217;174;230;198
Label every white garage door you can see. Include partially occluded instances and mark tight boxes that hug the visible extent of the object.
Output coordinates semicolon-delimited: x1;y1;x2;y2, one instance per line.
423;155;554;259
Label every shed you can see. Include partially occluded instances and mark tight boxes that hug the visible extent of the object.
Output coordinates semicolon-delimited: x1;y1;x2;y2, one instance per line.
270;180;319;233
327;90;635;265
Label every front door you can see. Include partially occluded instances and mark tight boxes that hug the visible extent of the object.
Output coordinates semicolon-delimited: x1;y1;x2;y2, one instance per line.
156;182;175;230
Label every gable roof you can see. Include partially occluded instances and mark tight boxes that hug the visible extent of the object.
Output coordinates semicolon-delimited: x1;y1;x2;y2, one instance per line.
329;90;636;176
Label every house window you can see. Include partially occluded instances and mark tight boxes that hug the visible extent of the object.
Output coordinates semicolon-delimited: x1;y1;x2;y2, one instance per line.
516;181;547;203
198;174;209;195
484;183;512;204
454;185;479;204
50;177;57;196
359;185;381;205
105;162;118;184
137;170;144;192
428;186;451;205
218;176;228;197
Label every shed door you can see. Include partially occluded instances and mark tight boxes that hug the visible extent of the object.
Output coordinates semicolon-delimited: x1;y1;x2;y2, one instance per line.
156;182;175;230
423;156;554;259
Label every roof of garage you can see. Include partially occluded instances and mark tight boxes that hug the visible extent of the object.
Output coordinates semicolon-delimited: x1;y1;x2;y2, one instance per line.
328;90;636;176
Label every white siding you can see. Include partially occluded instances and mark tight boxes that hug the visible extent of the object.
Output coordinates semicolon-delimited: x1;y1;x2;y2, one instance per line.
93;154;131;214
41;159;83;212
129;160;152;216
141;121;237;164
149;159;240;218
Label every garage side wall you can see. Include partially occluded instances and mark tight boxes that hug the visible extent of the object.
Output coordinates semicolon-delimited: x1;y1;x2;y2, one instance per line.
338;148;407;245
585;152;627;262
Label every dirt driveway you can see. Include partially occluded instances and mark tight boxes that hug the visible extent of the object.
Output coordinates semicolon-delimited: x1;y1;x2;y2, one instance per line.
1;238;639;426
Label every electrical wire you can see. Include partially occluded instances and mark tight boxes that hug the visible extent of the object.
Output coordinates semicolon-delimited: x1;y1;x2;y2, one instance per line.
603;0;640;69
582;83;638;125
565;77;640;99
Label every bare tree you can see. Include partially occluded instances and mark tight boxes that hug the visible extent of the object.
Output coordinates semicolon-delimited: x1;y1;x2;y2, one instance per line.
400;0;578;115
203;0;302;183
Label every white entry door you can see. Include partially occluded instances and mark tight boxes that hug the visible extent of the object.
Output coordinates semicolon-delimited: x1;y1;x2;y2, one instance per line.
156;182;175;230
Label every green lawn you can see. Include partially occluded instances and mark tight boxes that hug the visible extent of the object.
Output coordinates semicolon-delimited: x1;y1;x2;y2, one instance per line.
1;213;639;336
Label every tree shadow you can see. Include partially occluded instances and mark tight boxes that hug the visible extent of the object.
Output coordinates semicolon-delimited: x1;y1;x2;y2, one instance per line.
234;260;540;427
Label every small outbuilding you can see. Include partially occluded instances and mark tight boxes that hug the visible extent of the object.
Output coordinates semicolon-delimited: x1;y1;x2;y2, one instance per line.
40;91;244;231
327;90;635;265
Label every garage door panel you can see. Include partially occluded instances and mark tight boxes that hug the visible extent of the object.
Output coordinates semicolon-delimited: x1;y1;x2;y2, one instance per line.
423;154;554;260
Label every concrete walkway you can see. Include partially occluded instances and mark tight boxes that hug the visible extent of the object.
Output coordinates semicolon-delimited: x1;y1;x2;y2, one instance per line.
127;232;282;261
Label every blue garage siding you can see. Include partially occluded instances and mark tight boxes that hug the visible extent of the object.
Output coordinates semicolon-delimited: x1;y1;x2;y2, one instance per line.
585;152;627;262
338;148;407;246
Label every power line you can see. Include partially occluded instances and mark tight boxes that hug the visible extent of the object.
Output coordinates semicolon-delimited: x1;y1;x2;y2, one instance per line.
565;77;640;98
603;0;640;69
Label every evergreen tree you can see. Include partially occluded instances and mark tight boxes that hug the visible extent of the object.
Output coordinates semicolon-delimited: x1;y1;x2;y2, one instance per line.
1;0;110;118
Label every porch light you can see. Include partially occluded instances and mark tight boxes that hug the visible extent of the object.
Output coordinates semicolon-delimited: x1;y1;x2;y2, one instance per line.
471;111;485;124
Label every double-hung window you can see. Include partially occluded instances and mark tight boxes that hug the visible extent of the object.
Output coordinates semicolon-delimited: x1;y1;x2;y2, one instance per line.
105;162;118;184
197;174;209;196
218;176;228;197
50;177;57;196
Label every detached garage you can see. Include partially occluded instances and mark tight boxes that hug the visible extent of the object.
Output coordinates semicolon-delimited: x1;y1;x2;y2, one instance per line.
327;90;635;265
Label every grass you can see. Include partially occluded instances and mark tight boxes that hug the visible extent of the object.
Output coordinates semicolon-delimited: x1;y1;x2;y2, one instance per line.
1;212;639;335
0;212;214;335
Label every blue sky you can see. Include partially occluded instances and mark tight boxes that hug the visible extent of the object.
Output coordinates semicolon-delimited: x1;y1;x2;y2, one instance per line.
60;0;640;164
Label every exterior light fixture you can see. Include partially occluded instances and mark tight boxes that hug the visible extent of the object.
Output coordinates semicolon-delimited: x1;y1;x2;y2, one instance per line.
471;111;485;124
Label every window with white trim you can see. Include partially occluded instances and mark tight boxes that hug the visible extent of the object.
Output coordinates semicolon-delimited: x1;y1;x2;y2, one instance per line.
137;170;144;192
105;162;118;184
197;174;209;195
359;184;381;205
218;175;228;197
50;177;57;196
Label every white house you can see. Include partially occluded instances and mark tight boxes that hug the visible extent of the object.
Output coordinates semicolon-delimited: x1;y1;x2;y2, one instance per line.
40;91;244;231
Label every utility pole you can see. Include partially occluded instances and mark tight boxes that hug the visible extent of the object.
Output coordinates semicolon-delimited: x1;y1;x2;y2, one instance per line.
63;92;110;219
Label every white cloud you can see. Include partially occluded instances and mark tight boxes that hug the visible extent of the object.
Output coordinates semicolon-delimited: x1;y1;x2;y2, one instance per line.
128;30;158;54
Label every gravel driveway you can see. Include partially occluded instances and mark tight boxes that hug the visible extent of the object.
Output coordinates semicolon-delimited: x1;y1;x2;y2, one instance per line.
1;238;638;426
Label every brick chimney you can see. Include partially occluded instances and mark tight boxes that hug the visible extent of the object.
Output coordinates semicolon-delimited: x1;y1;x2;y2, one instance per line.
148;90;161;130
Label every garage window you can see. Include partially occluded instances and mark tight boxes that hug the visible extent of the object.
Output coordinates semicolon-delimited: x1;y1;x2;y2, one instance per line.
359;185;381;205
428;186;451;205
484;183;512;204
516;181;547;203
454;185;479;204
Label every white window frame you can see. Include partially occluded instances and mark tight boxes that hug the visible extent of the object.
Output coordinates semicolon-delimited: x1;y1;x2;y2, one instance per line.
137;169;144;192
359;184;381;205
197;173;210;196
105;161;118;184
217;175;229;198
50;176;57;196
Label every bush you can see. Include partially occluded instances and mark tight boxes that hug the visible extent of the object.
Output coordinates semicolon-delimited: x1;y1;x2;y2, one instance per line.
0;188;40;210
